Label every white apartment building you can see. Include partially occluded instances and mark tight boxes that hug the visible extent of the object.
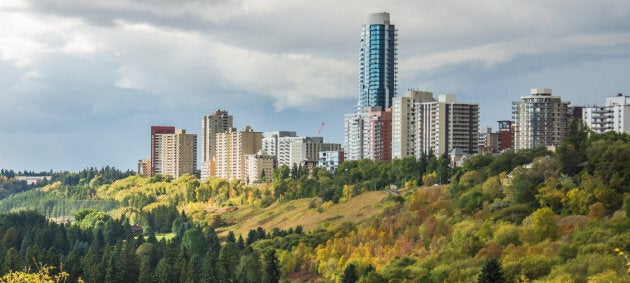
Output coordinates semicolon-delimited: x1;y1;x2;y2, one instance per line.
201;110;234;180
512;88;569;150
318;150;344;173
344;112;366;160
583;93;630;134
276;136;341;167
261;131;297;160
159;129;197;179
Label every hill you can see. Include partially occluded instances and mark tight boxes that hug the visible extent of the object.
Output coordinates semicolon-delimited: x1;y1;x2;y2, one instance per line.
218;190;392;236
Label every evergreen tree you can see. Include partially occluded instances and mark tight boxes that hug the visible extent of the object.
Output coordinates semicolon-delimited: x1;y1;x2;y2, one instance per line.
138;257;154;283
478;259;505;283
226;231;236;243
3;247;21;273
236;235;245;250
201;249;218;283
185;254;201;283
119;242;139;283
261;249;280;283
341;263;359;283
82;244;103;283
104;245;123;283
218;242;240;283
236;247;261;283
63;248;83;282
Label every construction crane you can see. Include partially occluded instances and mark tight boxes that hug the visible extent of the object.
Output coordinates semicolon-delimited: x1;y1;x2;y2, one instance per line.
316;122;325;137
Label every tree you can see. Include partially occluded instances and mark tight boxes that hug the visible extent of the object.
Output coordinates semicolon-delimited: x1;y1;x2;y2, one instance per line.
556;119;589;176
218;242;240;283
341;263;359;283
236;247;262;283
478;259;505;283
262;249;280;283
531;207;558;242
3;247;21;273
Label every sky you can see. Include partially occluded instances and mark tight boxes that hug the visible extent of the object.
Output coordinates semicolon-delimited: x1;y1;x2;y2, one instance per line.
1;0;630;172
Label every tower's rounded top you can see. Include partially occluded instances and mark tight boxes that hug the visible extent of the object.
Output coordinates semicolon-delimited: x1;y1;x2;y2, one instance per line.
367;12;390;25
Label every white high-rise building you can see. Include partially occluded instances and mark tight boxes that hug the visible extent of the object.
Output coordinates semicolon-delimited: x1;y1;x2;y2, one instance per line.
201;110;234;180
391;92;479;158
583;93;630;134
159;129;197;179
261;131;297;157
513;88;569;150
344;112;366;160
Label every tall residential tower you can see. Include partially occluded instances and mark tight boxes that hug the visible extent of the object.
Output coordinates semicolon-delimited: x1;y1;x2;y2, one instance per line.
512;88;569;150
150;126;175;176
359;12;398;111
201;110;234;180
346;12;397;161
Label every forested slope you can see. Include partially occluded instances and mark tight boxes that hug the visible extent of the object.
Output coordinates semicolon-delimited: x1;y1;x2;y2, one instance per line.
0;124;628;282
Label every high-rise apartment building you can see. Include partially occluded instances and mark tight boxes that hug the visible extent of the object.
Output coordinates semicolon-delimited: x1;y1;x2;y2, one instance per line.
583;93;630;134
159;129;197;179
150;126;175;176
392;90;435;158
261;131;297;158
391;93;479;157
344;112;366;160
345;12;397;161
345;107;392;161
201;110;234;180
512;88;569;150
364;107;392;161
419;95;479;156
359;12;398;111
214;126;262;182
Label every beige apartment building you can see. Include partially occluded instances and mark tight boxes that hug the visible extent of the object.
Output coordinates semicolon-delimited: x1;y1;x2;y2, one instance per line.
137;158;151;177
159;129;197;179
214;126;262;182
201;110;234;180
392;91;479;158
244;154;276;184
512;88;569;150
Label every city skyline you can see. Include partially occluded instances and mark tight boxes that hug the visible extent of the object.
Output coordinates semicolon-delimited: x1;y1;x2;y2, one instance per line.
2;1;630;171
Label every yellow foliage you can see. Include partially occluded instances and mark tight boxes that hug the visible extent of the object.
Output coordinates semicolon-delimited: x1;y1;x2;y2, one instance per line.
0;265;74;283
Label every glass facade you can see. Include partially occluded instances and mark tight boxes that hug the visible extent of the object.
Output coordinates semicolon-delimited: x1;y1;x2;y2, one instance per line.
358;13;397;112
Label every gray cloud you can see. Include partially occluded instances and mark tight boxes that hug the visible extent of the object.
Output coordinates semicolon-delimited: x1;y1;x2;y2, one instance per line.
1;0;630;170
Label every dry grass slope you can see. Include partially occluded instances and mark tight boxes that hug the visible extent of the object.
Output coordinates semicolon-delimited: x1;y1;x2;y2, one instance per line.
217;191;391;236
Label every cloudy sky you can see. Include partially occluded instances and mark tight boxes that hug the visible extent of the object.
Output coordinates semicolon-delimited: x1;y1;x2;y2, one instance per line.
1;0;630;172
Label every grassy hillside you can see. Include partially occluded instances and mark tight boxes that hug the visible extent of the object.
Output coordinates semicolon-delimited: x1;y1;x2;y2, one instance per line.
218;190;392;236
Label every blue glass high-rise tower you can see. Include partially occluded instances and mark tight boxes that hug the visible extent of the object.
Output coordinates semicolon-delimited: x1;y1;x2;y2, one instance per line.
358;12;398;112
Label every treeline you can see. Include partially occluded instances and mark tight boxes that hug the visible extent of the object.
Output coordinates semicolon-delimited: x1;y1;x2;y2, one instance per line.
268;147;549;206
0;209;298;283
0;167;134;219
